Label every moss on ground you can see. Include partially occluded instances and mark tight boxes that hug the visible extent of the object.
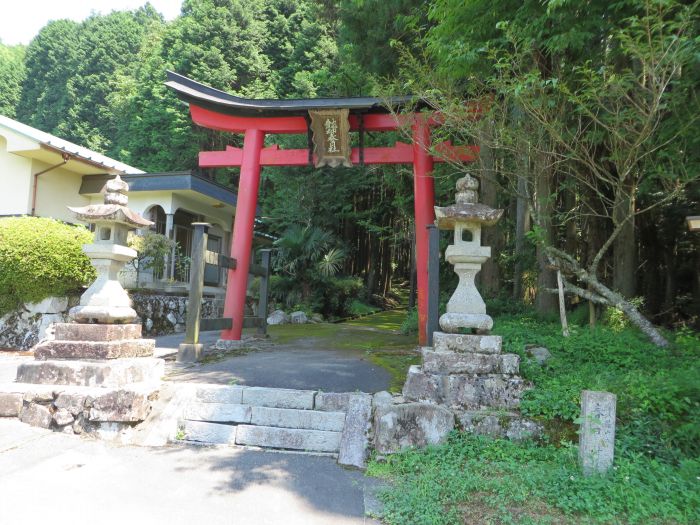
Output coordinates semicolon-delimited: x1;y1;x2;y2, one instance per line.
265;309;419;392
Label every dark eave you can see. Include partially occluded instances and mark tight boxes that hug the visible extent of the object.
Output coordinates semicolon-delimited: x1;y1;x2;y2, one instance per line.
165;70;423;118
79;171;241;209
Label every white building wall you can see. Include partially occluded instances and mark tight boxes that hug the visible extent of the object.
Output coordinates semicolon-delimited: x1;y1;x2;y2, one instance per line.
33;160;90;223
0;136;32;215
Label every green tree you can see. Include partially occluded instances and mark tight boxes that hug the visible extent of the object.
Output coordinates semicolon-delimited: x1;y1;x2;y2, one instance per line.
0;43;25;118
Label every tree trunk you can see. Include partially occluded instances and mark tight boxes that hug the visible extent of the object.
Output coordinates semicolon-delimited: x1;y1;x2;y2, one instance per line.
612;181;636;298
513;173;529;301
479;139;500;298
535;160;558;315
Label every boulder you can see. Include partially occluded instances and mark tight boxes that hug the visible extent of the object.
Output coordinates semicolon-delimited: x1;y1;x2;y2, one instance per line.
526;346;552;365
290;311;309;324
19;403;52;428
267;310;289;325
374;402;454;454
0;393;23;417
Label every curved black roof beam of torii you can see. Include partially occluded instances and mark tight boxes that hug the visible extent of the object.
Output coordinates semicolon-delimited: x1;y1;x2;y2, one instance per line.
164;70;425;118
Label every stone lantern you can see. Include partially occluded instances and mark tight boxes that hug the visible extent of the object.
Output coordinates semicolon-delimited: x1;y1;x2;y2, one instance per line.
434;174;503;333
10;176;164;437
68;175;152;324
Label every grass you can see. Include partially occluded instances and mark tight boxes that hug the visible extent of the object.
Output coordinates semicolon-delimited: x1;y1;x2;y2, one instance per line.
367;432;700;525
366;311;700;524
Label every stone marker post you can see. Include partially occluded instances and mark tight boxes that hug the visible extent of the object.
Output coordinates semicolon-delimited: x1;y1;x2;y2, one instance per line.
178;222;211;363
579;390;617;475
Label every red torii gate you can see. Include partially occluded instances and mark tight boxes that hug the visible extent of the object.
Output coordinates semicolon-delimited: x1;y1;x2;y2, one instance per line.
166;72;478;345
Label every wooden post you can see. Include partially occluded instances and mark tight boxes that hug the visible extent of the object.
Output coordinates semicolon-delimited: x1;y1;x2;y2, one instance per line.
408;230;416;310
178;222;210;362
426;224;440;347
556;269;570;337
257;249;272;335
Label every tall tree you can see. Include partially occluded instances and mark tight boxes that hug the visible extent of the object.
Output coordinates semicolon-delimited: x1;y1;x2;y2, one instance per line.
0;43;25;118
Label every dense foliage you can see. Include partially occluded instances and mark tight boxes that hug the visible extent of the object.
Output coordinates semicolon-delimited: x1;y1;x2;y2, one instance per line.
0;217;95;314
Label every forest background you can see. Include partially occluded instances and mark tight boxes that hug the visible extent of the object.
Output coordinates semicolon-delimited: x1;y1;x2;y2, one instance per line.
0;0;697;336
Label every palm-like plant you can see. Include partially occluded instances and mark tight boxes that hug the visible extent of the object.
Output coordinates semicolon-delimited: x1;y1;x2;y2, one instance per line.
273;225;345;301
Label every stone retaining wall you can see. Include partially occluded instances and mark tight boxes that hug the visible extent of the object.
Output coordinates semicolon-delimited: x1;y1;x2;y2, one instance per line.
0;292;225;350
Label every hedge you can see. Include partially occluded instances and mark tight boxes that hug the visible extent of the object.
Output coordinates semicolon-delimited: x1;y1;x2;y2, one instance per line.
0;216;95;315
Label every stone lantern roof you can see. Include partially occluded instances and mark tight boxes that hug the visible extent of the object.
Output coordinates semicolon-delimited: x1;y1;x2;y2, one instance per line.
434;174;503;229
68;175;153;228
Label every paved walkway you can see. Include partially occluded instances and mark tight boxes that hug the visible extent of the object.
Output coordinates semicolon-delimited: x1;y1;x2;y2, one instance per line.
158;330;393;393
0;419;380;525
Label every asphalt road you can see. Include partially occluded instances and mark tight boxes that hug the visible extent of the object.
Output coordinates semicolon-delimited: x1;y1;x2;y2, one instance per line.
0;419;380;525
157;331;392;393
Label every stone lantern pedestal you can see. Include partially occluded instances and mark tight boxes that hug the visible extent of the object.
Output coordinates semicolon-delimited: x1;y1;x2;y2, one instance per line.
0;176;164;438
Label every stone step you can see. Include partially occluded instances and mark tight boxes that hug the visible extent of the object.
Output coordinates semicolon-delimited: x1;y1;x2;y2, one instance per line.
250;406;346;432
184;402;252;424
183;420;236;445
235;425;341;452
15;358;164;388
195;385;315;409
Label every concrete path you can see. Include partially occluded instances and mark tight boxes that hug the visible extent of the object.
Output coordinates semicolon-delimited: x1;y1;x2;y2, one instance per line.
158;331;392;393
0;419;380;525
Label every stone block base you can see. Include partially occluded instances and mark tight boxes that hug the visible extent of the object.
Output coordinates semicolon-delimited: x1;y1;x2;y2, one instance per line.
457;410;542;440
54;323;142;342
432;332;502;354
16;358;164;388
177;343;203;363
403;365;530;410
34;338;155;360
422;348;519;375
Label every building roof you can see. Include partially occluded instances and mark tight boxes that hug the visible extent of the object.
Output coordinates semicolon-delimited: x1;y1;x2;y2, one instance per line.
0;114;144;175
165;71;424;118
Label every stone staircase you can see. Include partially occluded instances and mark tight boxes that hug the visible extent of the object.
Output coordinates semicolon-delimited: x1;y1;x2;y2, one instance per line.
179;385;372;464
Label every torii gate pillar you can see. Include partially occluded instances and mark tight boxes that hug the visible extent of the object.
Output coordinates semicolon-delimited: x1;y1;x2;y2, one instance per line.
412;116;435;345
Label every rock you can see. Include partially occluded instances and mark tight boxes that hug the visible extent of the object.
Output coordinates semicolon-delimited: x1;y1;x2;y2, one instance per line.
53;407;74;426
166;312;178;326
0;393;23;417
19;403;52;428
374;402;454;454
25;297;68;314
235;425;341;452
88;388;154;422
144;318;153;332
421;349;511;375
266;310;289;325
372;391;394;409
290;311;308;324
54;393;88;416
579;390;617;475
338;394;372;469
526;346;552;365
443;374;528;410
241;387;315;410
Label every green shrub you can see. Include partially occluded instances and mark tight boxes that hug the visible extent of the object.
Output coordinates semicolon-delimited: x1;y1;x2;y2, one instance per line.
269;274;365;319
0;217;95;314
400;307;418;335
